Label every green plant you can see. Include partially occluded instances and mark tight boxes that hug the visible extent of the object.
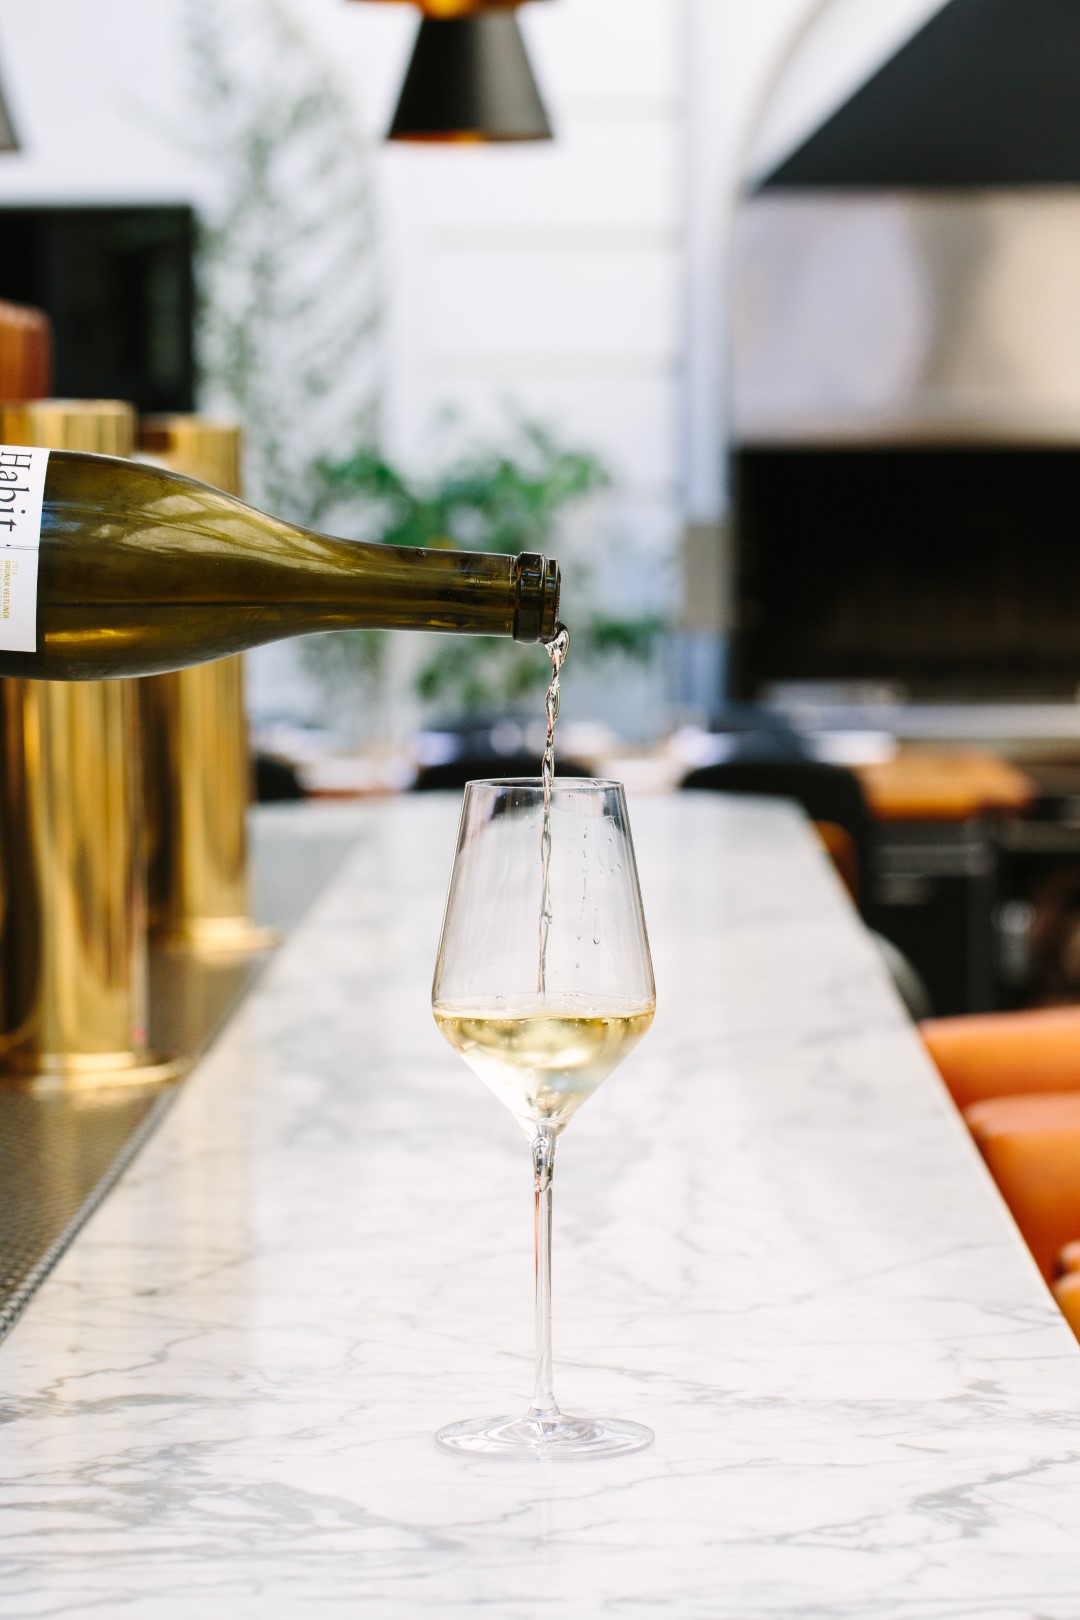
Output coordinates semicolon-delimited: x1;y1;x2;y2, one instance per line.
319;422;606;553
181;0;380;526
175;0;386;735
300;421;664;720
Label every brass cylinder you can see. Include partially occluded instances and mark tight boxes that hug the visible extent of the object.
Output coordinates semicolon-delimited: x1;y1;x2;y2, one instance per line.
137;416;275;954
0;400;181;1087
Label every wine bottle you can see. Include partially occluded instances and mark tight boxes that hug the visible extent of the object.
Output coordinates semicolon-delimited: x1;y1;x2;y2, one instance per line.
0;445;560;678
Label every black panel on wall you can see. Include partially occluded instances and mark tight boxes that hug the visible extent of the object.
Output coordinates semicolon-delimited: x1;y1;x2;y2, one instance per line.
0;206;195;412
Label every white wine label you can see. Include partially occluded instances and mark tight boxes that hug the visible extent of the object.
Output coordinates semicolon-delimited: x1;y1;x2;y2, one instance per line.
0;444;49;652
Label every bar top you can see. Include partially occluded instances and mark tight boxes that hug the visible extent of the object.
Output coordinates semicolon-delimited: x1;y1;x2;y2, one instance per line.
3;795;1080;1619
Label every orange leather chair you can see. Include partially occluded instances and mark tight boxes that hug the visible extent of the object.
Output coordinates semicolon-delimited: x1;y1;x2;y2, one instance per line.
922;1007;1080;1321
921;1006;1080;1111
1052;1240;1080;1344
0;300;52;401
1058;1240;1080;1274
965;1092;1080;1280
1052;1272;1080;1341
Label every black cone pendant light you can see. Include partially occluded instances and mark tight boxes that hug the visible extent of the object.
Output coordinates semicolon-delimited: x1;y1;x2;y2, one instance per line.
388;11;551;142
352;0;553;144
359;1;551;18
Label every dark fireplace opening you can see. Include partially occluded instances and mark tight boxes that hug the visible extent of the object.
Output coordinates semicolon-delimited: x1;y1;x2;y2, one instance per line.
732;444;1080;702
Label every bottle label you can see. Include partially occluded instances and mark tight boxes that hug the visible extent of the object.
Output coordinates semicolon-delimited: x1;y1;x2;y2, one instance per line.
0;444;49;652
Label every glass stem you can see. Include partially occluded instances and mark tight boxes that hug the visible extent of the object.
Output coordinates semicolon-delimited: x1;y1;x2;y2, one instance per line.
528;1125;560;1423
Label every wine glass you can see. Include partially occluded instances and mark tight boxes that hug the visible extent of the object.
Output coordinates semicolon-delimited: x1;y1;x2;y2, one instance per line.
432;778;656;1458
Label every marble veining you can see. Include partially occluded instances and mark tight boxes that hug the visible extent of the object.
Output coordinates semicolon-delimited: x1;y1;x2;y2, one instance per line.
3;795;1080;1617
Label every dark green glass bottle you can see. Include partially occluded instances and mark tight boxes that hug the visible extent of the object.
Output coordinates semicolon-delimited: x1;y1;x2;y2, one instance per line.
0;449;560;678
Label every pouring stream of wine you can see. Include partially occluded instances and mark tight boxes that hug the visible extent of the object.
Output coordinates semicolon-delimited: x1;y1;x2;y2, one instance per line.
537;624;569;996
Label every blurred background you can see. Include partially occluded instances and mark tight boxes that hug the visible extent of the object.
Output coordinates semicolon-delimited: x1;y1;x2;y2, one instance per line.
0;0;860;753
7;0;1080;1016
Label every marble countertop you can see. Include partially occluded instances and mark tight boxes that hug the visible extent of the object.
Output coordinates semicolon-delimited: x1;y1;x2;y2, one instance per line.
3;794;1080;1619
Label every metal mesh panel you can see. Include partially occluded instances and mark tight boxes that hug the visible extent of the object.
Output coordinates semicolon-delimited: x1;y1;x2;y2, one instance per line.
0;1085;174;1341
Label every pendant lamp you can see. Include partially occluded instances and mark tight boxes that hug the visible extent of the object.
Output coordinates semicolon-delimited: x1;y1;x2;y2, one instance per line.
361;1;550;15
386;11;552;143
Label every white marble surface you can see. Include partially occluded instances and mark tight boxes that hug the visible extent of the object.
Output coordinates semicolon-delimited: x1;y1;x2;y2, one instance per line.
3;794;1080;1619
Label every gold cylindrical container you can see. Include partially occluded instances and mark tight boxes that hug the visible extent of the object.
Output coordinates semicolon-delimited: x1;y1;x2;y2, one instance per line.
137;416;276;954
0;400;181;1088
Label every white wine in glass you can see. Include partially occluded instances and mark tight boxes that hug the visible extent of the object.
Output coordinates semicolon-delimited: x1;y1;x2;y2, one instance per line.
432;778;656;1459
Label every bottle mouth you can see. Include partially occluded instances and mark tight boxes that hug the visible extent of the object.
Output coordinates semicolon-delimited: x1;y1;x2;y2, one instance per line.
512;554;560;643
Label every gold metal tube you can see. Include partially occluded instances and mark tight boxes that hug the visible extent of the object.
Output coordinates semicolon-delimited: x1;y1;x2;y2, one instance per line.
137;416;277;954
0;401;181;1088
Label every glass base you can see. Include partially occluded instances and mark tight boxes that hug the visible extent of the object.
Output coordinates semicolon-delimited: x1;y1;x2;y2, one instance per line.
436;1411;653;1459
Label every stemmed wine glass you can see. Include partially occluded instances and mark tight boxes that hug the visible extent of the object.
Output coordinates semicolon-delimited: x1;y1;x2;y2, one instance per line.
432;778;656;1458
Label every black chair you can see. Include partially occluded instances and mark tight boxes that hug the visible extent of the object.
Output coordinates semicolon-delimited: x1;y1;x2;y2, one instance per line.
254;752;305;802
699;704;813;764
412;752;591;792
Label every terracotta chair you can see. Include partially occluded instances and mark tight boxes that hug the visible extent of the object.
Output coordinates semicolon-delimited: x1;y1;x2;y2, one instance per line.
1053;1272;1080;1341
965;1092;1080;1280
1057;1240;1080;1274
921;1006;1080;1111
0;300;52;401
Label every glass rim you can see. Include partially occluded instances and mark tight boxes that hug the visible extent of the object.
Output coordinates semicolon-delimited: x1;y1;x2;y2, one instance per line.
461;776;624;793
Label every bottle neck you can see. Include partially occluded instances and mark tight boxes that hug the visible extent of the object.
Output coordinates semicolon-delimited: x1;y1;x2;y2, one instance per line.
295;541;559;642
